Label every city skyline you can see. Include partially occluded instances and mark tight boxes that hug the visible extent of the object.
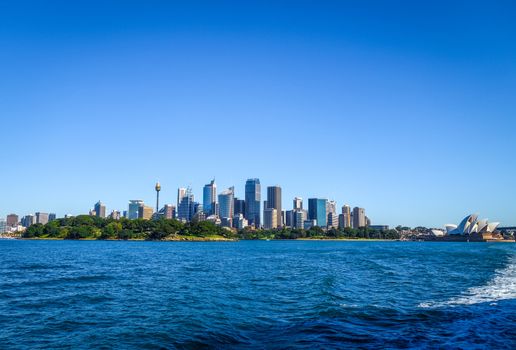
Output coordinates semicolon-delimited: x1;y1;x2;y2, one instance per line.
1;1;515;227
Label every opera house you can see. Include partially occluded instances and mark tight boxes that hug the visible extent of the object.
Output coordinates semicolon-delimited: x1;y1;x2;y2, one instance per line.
444;214;502;241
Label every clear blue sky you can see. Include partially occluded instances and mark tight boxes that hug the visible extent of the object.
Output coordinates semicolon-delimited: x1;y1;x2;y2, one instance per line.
1;0;515;227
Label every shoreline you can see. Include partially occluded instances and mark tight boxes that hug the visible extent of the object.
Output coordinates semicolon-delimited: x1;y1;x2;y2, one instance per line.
11;237;514;242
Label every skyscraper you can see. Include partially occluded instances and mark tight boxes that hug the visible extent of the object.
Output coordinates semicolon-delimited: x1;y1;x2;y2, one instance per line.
6;214;18;228
266;186;282;227
177;188;187;210
233;198;245;217
308;198;327;227
203;179;217;215
138;205;154;220
178;188;194;222
218;187;235;222
327;212;339;229
94;201;106;218
245;178;261;228
21;214;35;228
294;210;307;229
159;204;175;219
293;197;303;210
353;207;366;228
128;200;143;220
49;213;56;222
326;200;337;228
35;212;49;225
263;208;278;229
341;205;351;228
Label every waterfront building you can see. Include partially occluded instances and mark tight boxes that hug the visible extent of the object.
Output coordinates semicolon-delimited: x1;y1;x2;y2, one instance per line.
308;198;327;227
6;214;18;228
122;210;128;218
21;214;35;228
128;200;144;220
234;198;245;217
293;197;303;210
352;207;366;228
266;186;282;227
177;188;187;210
49;213;56;222
294;210;307;229
178;188;194;222
340;205;351;228
94;201;106;218
366;216;371;228
0;219;6;233
138;205;154;220
218;187;235;222
263;208;278;229
303;219;317;230
327;212;339;229
445;214;500;235
203;179;217;216
35;212;49;225
245;178;261;228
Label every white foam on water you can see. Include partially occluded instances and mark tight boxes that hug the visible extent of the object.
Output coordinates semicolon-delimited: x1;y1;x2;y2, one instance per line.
419;255;516;308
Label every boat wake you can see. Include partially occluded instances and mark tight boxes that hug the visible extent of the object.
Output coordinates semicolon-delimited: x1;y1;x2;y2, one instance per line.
419;255;516;308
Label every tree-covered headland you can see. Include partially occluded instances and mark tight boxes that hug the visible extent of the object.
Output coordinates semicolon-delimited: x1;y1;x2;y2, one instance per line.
22;215;400;241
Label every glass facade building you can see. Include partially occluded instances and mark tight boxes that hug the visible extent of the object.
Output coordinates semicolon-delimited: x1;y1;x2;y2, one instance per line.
245;178;261;228
308;198;327;228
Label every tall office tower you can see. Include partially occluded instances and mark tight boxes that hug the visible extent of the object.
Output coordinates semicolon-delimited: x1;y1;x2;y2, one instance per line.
263;208;278;229
203;179;217;215
366;216;371;228
94;201;106;218
266;186;282;227
353;207;366;228
35;212;49;225
0;219;6;233
293;197;303;210
218;187;235;222
327;212;339;229
233;198;245;217
327;200;337;216
341;205;351;228
178;188;194;222
177;188;187;210
138;205;154;220
110;210;121;220
48;213;56;222
245;178;261;228
128;200;144;220
285;210;294;227
308;198;327;227
6;214;19;228
294;210;307;229
155;182;161;213
160;204;175;219
21;214;35;228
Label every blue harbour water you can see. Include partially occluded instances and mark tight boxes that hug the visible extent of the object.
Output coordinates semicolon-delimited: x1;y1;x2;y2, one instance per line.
0;240;515;349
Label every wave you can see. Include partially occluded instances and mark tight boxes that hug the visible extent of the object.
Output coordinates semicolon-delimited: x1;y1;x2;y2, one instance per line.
419;255;516;308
